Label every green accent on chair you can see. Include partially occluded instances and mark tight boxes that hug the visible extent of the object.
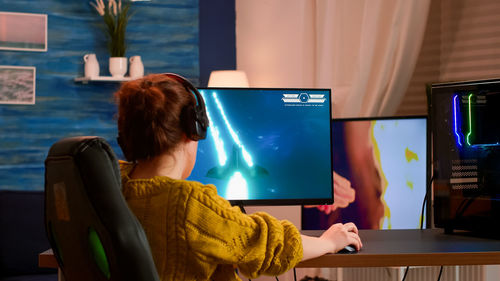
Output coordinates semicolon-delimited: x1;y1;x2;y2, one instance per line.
88;227;111;279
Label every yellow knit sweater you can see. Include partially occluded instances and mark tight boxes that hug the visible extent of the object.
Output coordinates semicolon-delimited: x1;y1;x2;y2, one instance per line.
119;161;303;281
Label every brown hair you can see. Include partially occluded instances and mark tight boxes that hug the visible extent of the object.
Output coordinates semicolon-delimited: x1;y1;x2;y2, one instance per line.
115;73;196;161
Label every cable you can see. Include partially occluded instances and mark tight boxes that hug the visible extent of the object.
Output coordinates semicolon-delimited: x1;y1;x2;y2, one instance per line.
421;175;435;230
238;202;247;214
420;192;428;230
421;175;444;281
293;267;297;281
401;266;410;281
437;266;443;281
402;175;435;281
409;175;445;281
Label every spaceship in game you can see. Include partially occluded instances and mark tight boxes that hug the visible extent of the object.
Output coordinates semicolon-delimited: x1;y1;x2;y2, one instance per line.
206;144;269;180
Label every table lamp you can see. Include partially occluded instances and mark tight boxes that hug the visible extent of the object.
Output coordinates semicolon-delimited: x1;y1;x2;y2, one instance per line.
207;70;249;87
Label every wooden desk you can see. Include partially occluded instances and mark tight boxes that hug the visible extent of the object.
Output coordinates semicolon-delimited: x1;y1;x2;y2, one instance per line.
39;249;58;269
40;229;500;270
39;249;63;281
297;229;500;268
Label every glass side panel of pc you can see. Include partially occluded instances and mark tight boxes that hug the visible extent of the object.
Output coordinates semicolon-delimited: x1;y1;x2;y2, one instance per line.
429;79;500;234
188;88;333;206
302;116;428;230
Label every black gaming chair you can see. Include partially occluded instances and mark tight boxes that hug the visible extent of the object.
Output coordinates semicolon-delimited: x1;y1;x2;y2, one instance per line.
44;136;160;281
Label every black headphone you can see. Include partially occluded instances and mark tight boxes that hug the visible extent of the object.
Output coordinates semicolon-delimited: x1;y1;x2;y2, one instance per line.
163;73;209;141
117;73;209;161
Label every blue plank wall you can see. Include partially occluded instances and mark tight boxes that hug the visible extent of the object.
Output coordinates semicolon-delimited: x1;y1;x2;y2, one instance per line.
0;0;200;191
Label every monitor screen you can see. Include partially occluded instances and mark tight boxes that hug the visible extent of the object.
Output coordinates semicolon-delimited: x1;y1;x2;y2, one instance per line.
302;116;428;229
187;88;333;206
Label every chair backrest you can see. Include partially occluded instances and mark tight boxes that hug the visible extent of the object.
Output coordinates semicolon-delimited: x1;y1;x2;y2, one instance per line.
44;136;160;281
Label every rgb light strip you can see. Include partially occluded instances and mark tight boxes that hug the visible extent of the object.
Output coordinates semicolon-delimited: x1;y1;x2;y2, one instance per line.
466;93;474;146
453;94;463;147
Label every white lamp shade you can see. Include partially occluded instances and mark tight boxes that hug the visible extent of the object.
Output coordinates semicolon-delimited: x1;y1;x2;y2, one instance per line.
208;70;249;87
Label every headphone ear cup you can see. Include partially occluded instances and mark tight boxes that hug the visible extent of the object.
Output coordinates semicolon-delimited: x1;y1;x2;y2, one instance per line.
195;107;208;139
181;105;199;140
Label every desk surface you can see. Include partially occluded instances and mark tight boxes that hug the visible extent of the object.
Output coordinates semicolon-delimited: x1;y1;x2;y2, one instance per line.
40;229;500;269
297;229;500;268
39;249;58;269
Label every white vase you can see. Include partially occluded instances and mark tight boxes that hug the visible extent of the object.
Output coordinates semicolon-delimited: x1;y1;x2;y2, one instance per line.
83;54;99;78
129;56;144;78
109;57;128;78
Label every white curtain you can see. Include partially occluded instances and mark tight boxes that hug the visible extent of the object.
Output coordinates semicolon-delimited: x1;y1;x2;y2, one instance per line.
236;1;430;280
236;0;431;118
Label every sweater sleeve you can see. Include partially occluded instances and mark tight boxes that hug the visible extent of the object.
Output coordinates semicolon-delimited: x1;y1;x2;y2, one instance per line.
185;184;303;279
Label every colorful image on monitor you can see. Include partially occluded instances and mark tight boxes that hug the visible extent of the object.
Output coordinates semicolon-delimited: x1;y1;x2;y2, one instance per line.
188;88;333;205
302;116;428;229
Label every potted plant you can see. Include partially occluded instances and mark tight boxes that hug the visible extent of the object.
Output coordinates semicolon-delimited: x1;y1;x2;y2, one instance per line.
91;0;131;78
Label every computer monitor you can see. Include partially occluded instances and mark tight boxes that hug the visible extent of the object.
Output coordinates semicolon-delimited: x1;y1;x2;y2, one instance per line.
187;87;333;206
302;116;429;230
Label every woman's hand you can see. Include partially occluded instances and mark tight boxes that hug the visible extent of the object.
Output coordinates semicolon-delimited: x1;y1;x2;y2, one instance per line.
301;222;363;261
320;222;362;253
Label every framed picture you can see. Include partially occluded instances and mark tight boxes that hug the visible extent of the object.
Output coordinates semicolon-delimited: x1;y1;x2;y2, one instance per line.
0;12;47;52
0;66;36;105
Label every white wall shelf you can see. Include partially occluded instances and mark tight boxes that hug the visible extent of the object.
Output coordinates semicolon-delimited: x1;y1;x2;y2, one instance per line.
74;76;135;84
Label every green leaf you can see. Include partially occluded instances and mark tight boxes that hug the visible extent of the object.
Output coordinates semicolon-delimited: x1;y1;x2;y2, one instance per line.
92;0;132;57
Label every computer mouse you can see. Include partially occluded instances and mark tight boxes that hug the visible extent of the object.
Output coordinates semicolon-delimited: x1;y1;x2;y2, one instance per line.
337;245;357;254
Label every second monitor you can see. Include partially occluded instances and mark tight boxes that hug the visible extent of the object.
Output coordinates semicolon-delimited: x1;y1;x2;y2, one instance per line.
188;87;333;206
302;116;429;230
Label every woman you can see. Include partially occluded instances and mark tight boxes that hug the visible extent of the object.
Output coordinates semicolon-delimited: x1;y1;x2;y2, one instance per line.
115;73;362;281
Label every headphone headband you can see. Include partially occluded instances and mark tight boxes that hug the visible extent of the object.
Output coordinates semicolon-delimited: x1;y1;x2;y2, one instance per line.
162;73;204;107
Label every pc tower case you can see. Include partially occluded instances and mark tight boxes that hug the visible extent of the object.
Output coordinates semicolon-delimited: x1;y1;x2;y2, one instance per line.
428;78;500;235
